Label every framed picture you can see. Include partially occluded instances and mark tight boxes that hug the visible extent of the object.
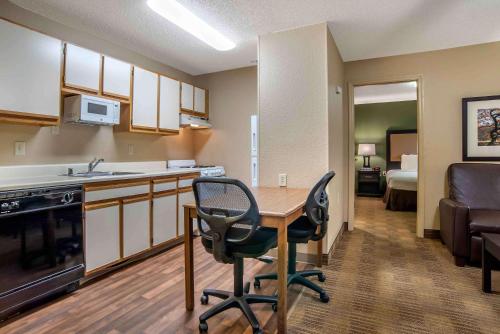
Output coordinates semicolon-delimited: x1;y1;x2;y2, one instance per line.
462;95;500;161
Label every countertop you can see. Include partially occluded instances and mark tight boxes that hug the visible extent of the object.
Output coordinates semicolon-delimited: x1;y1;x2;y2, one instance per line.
0;167;202;192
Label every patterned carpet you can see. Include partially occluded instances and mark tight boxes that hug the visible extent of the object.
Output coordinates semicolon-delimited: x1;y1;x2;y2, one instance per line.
288;197;500;334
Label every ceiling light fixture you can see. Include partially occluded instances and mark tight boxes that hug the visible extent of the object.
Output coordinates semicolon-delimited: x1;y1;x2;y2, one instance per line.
147;0;235;51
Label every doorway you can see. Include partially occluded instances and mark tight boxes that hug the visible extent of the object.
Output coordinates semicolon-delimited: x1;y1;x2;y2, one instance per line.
347;77;424;237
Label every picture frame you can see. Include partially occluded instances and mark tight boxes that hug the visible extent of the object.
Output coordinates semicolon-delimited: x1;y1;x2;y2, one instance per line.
462;95;500;161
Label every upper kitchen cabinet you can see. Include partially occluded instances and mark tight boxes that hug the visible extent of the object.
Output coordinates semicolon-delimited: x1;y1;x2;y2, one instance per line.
0;19;61;126
180;82;194;111
131;67;158;130
194;87;208;117
102;56;131;99
158;76;180;133
63;43;101;93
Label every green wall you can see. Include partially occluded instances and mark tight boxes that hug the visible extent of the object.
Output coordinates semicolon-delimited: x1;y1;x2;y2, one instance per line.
354;100;417;186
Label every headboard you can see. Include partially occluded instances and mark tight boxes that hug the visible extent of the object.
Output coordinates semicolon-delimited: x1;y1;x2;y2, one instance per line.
386;129;417;170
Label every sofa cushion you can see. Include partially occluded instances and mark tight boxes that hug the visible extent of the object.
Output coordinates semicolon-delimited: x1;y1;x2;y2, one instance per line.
469;210;500;234
448;163;500;210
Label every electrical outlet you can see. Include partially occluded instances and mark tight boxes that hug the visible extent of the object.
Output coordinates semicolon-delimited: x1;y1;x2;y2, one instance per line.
14;141;26;156
128;144;134;156
50;126;60;135
278;173;287;187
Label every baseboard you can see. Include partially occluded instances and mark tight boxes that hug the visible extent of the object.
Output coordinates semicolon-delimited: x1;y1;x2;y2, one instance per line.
296;221;348;266
424;229;441;239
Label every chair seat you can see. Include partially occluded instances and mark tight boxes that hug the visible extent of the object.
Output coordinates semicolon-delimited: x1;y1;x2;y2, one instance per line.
287;215;316;243
469;210;500;234
201;226;277;258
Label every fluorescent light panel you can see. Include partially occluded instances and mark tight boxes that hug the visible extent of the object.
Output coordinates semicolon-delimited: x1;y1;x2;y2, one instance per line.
147;0;235;51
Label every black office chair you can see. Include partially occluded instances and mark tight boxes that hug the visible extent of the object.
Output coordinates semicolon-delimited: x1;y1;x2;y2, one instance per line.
193;177;278;334
254;171;335;303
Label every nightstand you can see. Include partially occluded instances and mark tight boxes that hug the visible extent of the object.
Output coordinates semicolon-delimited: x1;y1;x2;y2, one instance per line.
357;170;382;197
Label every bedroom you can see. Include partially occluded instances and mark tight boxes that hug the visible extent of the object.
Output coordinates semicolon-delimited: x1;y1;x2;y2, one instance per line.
353;82;418;231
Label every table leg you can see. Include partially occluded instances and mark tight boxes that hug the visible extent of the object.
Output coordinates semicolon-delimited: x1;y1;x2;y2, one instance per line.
184;207;195;310
317;239;323;268
482;240;492;293
277;221;288;333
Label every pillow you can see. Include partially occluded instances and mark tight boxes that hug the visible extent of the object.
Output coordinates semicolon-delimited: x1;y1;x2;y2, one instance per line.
401;154;418;171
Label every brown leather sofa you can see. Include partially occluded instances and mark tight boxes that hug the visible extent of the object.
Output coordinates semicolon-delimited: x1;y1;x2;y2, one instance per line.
440;163;500;266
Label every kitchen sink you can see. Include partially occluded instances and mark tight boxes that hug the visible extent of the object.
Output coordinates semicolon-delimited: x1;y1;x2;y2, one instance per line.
65;171;144;178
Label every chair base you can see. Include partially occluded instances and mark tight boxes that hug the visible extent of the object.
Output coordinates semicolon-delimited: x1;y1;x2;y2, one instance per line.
199;289;277;333
254;270;329;303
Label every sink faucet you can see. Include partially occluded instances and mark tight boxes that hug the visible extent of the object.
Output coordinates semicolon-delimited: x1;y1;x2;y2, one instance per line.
88;158;104;173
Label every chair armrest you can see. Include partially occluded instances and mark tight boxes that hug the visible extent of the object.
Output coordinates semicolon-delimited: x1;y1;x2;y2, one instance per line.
439;198;469;257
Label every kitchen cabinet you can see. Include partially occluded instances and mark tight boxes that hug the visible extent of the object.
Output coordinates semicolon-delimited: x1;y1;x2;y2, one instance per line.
152;191;178;245
177;188;194;236
132;67;158;129
181;82;194;111
0;19;61;126
84;201;121;273
102;56;131;99
194;87;207;116
158;76;180;132
123;196;151;257
64;43;101;92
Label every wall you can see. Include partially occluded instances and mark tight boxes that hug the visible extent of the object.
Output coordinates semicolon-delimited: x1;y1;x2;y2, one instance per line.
0;0;194;165
193;67;257;185
354;101;417;185
258;23;329;188
346;41;500;229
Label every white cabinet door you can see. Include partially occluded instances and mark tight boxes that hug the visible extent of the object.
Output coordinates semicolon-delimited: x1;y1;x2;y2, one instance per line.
123;198;151;257
0;19;60;117
64;43;100;92
103;56;131;98
159;76;180;131
85;202;120;272
152;193;177;245
181;82;194;111
178;190;194;236
132;67;158;128
194;87;206;115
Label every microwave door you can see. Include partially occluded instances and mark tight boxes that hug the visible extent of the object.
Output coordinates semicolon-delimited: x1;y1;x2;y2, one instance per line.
81;100;108;124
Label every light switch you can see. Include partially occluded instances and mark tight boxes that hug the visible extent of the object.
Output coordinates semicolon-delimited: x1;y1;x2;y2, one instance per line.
15;141;26;156
128;144;134;155
279;173;287;187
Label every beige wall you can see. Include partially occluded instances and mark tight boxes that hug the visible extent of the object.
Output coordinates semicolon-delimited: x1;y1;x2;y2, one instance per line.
258;23;329;188
345;41;500;230
0;0;195;165
193;67;257;185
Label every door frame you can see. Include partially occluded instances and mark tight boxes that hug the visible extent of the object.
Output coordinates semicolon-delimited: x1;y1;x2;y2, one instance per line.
347;75;425;237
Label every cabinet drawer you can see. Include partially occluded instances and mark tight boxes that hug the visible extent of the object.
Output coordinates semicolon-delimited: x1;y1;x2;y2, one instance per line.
152;178;177;193
85;181;150;202
178;177;195;189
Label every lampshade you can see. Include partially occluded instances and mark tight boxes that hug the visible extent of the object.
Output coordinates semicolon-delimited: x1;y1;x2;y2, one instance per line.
358;143;376;156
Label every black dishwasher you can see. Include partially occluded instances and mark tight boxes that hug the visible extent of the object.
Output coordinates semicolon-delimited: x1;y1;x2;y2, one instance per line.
0;185;84;320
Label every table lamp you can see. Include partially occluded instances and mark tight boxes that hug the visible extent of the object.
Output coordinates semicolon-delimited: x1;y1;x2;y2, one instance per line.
358;143;376;168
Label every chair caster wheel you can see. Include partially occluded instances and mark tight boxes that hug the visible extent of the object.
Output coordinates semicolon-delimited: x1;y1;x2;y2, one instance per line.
253;328;264;334
244;282;251;294
200;294;209;305
199;321;208;333
272;303;278;312
318;273;326;282
319;292;330;303
254;280;261;289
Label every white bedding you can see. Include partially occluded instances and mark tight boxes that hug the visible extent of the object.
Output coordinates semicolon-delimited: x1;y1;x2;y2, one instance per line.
386;169;417;192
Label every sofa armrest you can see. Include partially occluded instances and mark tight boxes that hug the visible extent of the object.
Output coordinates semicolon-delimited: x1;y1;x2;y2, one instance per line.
439;198;469;257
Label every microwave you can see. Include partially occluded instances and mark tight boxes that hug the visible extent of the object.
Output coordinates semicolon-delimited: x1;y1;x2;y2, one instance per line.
64;94;120;125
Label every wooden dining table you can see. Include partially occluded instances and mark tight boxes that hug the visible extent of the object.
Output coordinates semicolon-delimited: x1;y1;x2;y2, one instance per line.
183;186;322;333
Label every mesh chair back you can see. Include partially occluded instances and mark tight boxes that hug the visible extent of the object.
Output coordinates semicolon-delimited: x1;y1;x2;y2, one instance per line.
193;177;260;263
305;171;335;241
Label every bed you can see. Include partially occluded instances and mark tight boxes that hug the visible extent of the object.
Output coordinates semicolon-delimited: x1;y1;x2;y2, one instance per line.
383;129;418;211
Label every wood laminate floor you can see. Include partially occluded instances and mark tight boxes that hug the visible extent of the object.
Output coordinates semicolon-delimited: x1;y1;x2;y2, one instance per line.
0;238;307;334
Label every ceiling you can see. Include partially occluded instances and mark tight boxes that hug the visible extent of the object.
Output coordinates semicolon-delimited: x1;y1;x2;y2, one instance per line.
354;82;417;105
10;0;500;75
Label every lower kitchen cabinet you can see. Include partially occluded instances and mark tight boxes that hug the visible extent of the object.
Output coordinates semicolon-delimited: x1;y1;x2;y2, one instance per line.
84;201;121;273
177;189;194;236
123;196;151;257
152;191;177;245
